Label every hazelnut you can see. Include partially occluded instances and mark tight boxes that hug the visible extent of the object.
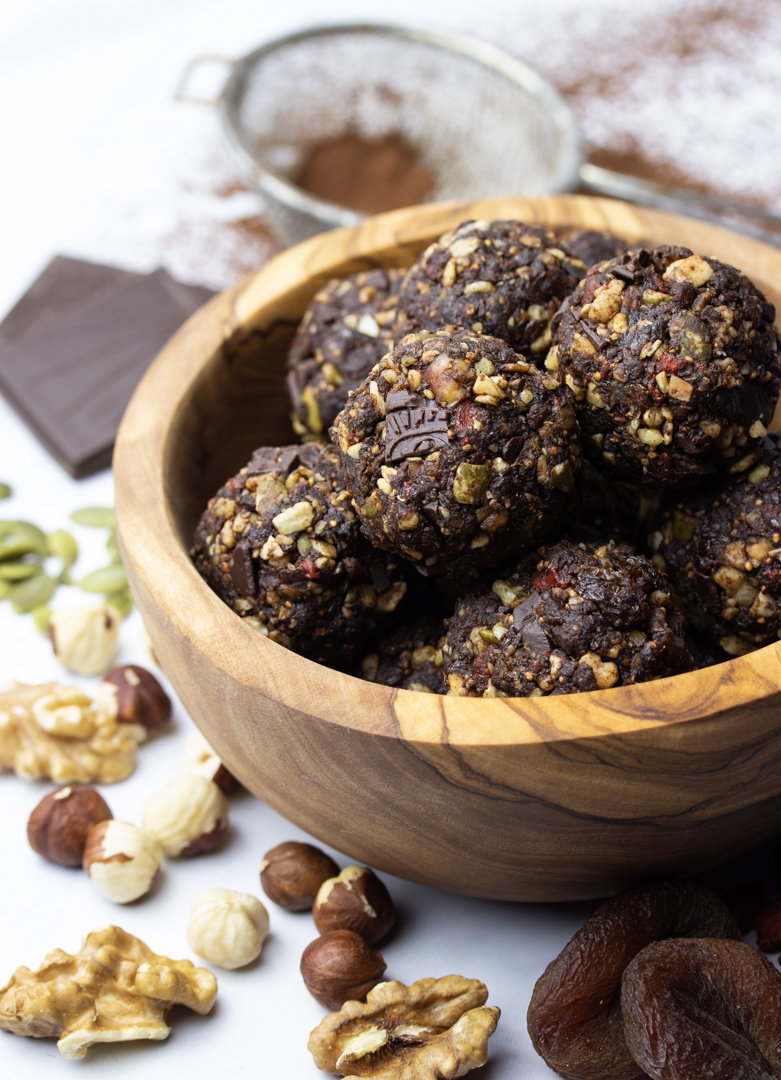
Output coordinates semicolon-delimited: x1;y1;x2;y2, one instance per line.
141;775;228;857
313;866;396;944
49;603;119;677
260;841;340;912
300;930;386;1010
27;785;112;867
181;728;242;795
186;888;270;969
83;819;164;903
97;665;171;742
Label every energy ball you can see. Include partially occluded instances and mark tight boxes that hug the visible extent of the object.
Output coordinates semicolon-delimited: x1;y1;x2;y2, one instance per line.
191;443;408;662
444;539;692;697
287;269;403;437
551;245;781;486
332;328;581;575
360;615;447;694
558;228;629;270
393;219;584;359
649;438;781;657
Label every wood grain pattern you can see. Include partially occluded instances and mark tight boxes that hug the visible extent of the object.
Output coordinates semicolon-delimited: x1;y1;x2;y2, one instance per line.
115;195;781;901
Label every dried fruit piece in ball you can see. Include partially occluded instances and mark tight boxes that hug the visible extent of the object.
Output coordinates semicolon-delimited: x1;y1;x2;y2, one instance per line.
287;268;403;437
649;437;781;656
186;888;269;969
260;840;339;912
526;880;741;1080
142;776;228;857
444;539;692;698
300;930;386;1011
333;328;580;575
27;785;112;867
360;614;447;693
622;938;781;1080
313;866;396;944
553;245;781;486
308;975;499;1078
191;442;409;663
393;219;583;357
97;664;171;742
83;820;164;903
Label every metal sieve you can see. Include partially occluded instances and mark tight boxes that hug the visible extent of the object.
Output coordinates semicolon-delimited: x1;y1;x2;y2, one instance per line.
177;23;781;248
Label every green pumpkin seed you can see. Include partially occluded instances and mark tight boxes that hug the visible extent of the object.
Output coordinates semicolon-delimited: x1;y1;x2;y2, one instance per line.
32;604;52;636
80;565;128;593
0;483;11;500
70;506;115;528
0;561;43;581
11;574;55;613
47;529;78;566
105;589;133;619
106;531;122;564
0;579;10;601
0;540;36;562
11;521;49;555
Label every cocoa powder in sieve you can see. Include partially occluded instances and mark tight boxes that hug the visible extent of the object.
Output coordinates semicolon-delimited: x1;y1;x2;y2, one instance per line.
295;133;434;214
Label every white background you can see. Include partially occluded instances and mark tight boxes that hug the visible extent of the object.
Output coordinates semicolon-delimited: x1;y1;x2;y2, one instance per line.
0;2;777;1076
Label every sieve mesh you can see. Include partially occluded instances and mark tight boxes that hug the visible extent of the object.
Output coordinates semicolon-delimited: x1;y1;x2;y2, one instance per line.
218;26;581;245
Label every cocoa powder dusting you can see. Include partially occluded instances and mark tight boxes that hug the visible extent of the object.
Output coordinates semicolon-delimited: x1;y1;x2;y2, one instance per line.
295;134;434;214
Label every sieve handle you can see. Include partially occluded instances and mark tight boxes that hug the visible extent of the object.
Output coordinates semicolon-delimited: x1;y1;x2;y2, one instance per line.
174;55;235;106
579;163;781;248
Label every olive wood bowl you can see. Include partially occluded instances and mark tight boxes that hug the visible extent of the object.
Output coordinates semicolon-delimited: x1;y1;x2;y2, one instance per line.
114;195;781;902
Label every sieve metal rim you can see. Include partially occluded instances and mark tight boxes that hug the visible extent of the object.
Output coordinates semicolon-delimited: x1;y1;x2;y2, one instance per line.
215;21;584;228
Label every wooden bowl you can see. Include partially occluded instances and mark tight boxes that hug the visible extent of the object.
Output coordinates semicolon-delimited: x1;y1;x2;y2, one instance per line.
114;195;781;902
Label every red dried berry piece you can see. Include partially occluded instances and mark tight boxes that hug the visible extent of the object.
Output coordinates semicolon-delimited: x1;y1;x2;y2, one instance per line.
622;938;781;1080
526;881;741;1080
756;896;781;952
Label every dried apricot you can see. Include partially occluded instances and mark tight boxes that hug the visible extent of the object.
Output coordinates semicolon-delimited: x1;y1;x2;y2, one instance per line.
526;881;741;1080
622;938;781;1080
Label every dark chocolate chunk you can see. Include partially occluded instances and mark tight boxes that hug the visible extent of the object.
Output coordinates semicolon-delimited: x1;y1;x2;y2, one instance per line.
385;388;422;412
512;593;549;653
634;248;652;267
276;446;301;474
369;561;392;594
421;502;439;524
581;325;604;350
385;402;449;463
612;264;636;284
228;539;256;597
763;301;776;324
502;436;525;462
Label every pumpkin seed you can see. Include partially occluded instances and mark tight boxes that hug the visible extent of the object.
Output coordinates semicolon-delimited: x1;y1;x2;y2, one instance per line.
106;531;122;563
79;565;128;594
105;589;133;619
0;483;10;500
0;579;10;601
70;506;115;529
11;574;56;613
0;561;43;581
32;604;52;636
47;529;78;566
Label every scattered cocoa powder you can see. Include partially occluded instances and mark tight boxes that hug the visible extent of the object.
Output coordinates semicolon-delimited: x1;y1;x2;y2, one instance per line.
295;133;434;214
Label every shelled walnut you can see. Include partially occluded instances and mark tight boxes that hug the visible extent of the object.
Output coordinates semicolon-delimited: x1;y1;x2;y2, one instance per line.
308;975;500;1078
0;682;138;784
0;925;217;1058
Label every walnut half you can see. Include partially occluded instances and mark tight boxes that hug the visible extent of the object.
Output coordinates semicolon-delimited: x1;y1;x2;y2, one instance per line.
0;925;217;1058
308;975;499;1078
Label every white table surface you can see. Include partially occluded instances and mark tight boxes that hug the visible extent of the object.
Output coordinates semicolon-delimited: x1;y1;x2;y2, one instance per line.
0;2;776;1076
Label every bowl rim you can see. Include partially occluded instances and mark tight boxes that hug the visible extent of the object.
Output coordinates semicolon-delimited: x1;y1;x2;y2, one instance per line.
114;194;781;749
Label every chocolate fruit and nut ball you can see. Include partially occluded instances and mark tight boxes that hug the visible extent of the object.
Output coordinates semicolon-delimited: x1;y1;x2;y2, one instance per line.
649;435;781;656
552;245;780;486
333;327;581;575
444;540;693;697
191;442;408;662
286;268;403;438
361;613;447;693
393;219;584;358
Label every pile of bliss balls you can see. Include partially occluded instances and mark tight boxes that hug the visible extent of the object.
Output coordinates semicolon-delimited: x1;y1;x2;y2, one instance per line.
192;220;781;697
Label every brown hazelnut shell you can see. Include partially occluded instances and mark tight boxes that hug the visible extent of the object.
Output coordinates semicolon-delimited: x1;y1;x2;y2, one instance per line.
27;786;112;867
212;763;242;796
103;664;172;734
313;866;396;944
261;841;339;912
300;929;386;1010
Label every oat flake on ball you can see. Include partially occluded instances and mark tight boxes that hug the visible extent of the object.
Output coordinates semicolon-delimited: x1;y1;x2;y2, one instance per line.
551;245;780;486
393;219;584;358
332;328;581;575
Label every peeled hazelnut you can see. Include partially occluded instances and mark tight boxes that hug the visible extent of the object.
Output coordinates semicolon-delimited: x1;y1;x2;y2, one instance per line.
181;728;241;795
97;665;172;742
142;775;228;857
301;930;386;1010
27;785;112;867
313;866;396;944
83;819;164;903
186;888;270;969
49;603;119;677
260;841;340;912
